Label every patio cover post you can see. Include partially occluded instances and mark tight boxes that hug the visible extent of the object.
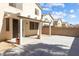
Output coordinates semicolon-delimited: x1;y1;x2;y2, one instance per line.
37;21;42;39
49;22;51;35
20;18;22;44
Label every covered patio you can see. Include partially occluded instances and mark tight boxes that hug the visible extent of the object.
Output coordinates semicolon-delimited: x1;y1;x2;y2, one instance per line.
4;12;52;45
16;15;51;45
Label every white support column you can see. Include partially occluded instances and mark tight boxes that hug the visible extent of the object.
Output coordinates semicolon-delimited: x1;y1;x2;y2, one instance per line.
37;22;42;39
20;18;22;44
49;22;51;36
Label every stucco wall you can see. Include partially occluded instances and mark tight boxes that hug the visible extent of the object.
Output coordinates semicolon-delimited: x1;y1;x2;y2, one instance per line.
0;12;20;41
0;3;22;14
0;10;9;41
0;18;11;41
0;3;21;41
23;19;38;37
42;26;79;37
21;3;41;20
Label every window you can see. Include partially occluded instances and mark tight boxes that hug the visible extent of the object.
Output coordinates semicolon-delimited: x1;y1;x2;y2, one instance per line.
34;22;39;29
27;15;30;18
30;22;34;29
35;8;39;15
6;18;9;31
9;3;22;10
45;18;47;20
30;22;39;30
45;18;48;22
9;3;16;8
35;17;37;19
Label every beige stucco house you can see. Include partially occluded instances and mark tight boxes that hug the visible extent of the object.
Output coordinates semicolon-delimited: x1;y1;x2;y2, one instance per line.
62;22;69;28
0;3;42;44
53;18;62;27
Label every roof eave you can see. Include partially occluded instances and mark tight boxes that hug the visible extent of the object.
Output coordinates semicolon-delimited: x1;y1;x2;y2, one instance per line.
35;3;42;10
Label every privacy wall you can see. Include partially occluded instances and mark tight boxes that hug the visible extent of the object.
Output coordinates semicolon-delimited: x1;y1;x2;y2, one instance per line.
42;26;79;37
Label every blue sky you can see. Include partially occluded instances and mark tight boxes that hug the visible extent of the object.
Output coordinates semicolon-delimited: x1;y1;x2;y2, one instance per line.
39;3;79;25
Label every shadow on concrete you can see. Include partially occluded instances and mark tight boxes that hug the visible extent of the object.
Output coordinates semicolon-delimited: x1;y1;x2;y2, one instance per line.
3;43;68;56
68;37;79;56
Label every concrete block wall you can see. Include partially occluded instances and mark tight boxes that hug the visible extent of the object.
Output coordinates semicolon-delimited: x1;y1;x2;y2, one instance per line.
42;26;79;37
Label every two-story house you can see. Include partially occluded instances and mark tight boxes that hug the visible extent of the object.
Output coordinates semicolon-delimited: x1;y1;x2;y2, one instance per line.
0;3;42;45
62;22;69;28
53;18;62;27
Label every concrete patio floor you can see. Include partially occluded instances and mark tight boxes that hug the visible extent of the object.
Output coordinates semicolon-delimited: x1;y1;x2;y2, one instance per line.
1;35;78;56
22;35;75;50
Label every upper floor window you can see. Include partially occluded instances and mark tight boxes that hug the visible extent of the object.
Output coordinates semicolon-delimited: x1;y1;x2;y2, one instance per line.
27;15;30;18
9;3;22;10
45;18;48;20
9;3;15;7
35;8;39;15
